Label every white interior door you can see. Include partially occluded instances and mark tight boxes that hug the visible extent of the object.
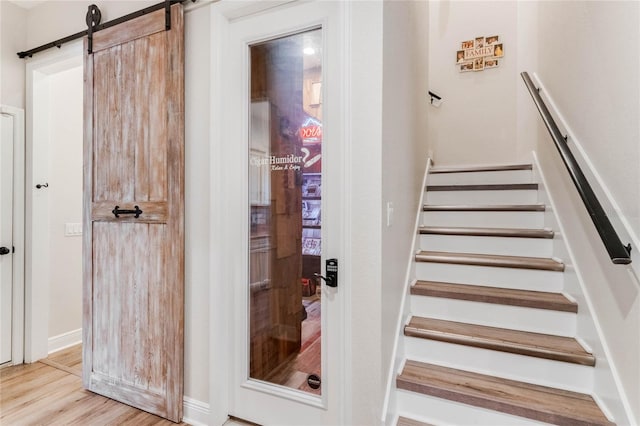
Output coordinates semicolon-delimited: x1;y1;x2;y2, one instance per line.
212;1;346;424
0;112;15;365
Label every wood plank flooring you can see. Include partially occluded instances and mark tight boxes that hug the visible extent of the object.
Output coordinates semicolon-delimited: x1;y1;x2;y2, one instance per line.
396;416;434;426
423;204;546;212
404;316;595;366
430;164;533;174
1;323;318;425
397;360;614;426
0;344;188;425
263;297;322;395
426;183;538;191
411;280;578;312
415;250;565;272
419;226;554;239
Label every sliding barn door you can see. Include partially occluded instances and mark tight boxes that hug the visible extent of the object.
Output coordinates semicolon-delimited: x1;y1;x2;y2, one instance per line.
82;4;184;422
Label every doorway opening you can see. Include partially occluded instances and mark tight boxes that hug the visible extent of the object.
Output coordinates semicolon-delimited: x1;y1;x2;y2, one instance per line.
25;44;83;363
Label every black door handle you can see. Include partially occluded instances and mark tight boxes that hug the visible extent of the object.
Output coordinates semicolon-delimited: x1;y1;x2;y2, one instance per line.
314;273;334;287
112;205;143;218
0;247;10;255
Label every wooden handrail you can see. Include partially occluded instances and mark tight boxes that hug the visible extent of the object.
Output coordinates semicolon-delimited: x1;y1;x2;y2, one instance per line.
521;72;631;264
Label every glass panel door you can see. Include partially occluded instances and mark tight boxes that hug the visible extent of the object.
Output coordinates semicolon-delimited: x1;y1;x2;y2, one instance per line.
248;28;323;395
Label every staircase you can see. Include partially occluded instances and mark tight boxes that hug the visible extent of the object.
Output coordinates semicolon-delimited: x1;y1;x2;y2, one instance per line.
391;163;615;426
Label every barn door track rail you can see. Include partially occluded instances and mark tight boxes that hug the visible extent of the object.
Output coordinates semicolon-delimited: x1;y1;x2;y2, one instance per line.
17;0;195;59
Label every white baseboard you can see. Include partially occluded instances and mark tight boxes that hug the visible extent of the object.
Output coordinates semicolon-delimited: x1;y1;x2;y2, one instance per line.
183;396;211;426
48;328;82;354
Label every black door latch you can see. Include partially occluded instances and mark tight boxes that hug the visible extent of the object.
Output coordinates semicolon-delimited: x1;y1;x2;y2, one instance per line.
314;258;338;288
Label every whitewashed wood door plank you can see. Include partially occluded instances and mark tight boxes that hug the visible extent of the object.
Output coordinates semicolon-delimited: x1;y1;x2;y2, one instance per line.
83;4;184;422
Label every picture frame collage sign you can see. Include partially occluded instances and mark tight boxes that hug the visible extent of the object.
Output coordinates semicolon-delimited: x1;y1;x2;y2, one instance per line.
456;35;503;72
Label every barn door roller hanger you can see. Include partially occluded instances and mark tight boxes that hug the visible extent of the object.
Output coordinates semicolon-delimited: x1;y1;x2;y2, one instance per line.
17;0;195;59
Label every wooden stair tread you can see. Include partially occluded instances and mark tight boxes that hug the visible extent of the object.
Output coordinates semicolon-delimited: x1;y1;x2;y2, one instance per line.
397;360;614;426
427;183;538;191
415;250;565;272
419;226;554;239
405;316;594;366
423;204;545;212
411;280;577;313
430;164;533;174
397;416;434;426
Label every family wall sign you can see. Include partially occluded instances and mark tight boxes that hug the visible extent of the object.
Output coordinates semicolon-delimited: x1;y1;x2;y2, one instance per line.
456;35;504;72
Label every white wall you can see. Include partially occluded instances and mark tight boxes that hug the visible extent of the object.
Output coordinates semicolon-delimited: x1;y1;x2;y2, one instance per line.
531;1;640;422
427;1;527;166
348;2;431;423
47;65;83;340
380;0;429;406
0;1;27;109
535;0;640;251
534;133;640;425
349;2;384;423
515;0;539;164
182;2;211;405
24;0;158;48
23;0;211;406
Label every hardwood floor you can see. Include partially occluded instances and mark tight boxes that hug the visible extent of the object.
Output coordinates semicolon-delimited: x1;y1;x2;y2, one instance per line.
1;309;318;426
263;297;322;395
0;344;187;425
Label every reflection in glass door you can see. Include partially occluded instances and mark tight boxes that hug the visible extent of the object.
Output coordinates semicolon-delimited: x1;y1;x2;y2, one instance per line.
248;28;323;395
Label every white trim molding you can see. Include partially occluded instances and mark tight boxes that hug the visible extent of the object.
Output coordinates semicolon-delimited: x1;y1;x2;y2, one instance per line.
183;397;211;426
381;157;432;424
47;328;82;354
0;104;25;366
209;1;350;425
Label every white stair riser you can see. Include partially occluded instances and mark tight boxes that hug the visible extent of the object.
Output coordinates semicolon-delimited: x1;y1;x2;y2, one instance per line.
415;262;564;293
422;210;544;228
410;296;576;336
396;389;548;426
428;170;533;185
420;234;553;258
425;189;538;206
403;337;594;393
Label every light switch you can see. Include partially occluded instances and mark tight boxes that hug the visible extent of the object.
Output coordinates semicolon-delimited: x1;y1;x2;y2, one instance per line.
65;223;82;236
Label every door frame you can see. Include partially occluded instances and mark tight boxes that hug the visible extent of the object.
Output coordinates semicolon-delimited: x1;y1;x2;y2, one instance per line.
24;41;83;362
0;104;25;366
209;1;353;424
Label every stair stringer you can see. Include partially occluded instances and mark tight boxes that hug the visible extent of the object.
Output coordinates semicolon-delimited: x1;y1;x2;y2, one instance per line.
381;157;432;425
532;153;634;426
